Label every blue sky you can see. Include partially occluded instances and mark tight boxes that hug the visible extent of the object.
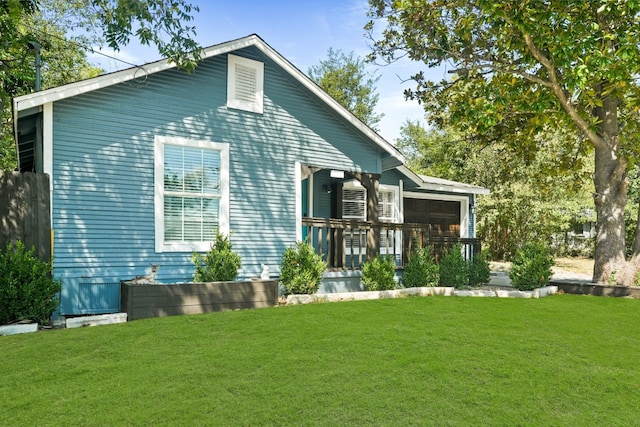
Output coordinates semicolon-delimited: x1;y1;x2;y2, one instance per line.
89;0;445;143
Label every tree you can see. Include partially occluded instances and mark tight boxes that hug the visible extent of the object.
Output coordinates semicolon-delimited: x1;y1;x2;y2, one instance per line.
368;1;640;285
397;120;594;259
309;48;384;130
1;0;201;170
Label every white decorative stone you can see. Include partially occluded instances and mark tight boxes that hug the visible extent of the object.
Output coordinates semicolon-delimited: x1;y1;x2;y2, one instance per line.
534;286;558;298
498;290;533;298
429;287;455;296
455;290;496;297
0;323;38;336
65;313;127;329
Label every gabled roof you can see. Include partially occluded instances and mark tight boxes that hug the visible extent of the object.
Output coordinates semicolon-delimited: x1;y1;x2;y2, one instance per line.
397;165;490;195
13;34;404;166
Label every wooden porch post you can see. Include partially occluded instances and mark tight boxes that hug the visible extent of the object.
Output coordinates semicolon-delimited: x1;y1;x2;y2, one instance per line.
352;172;380;261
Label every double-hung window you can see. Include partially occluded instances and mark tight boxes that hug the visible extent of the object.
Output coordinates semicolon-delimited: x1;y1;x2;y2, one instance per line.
155;136;229;252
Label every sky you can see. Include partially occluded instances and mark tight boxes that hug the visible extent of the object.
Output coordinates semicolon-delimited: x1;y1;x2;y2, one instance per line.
87;0;448;143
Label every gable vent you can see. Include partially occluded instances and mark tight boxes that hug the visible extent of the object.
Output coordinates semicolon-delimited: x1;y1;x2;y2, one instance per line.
227;54;264;114
234;64;257;104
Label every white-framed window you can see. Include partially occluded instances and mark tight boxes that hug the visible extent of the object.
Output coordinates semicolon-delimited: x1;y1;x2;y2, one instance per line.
227;54;264;114
341;181;399;223
341;181;401;256
154;136;229;253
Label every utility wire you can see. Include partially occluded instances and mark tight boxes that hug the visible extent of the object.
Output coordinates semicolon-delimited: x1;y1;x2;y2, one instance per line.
20;21;151;87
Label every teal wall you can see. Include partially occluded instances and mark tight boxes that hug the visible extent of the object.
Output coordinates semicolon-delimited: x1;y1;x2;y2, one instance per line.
50;46;385;314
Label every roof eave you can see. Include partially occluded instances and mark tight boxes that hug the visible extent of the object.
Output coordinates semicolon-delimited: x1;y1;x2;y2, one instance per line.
12;34;405;165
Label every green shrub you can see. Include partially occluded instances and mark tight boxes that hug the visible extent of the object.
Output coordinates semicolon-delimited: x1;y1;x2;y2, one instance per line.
0;241;61;325
438;244;469;288
403;246;439;287
468;251;491;287
192;232;241;282
280;241;327;294
509;243;555;290
362;255;397;291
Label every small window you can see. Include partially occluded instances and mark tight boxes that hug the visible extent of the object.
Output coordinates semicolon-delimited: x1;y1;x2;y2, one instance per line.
154;136;229;253
227;54;264;114
341;182;398;222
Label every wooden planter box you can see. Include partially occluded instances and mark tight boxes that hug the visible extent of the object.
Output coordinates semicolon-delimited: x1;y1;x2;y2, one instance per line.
550;280;640;298
121;280;279;321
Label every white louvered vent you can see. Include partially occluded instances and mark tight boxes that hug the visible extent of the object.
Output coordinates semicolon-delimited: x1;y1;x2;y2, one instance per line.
227;54;264;114
234;64;257;104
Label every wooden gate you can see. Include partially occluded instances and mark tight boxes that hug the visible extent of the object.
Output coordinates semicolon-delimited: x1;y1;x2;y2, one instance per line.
0;171;51;261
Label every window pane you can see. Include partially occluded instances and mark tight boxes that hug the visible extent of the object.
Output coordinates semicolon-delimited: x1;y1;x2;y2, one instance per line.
343;188;366;220
202;150;221;194
164;145;184;192
379;191;395;222
164;195;220;242
164;196;184;241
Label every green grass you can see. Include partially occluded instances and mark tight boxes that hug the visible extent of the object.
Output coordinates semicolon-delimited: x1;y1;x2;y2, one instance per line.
1;295;639;426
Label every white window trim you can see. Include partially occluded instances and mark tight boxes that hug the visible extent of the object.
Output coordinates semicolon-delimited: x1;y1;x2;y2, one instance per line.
342;181;402;256
227;54;264;114
154;135;230;253
402;191;470;238
342;181;400;223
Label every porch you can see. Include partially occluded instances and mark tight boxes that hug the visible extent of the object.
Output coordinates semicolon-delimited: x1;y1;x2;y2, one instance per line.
302;217;482;271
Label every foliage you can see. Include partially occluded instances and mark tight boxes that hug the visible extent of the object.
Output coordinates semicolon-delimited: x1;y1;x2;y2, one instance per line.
0;241;61;324
438;244;469;288
367;1;640;285
308;47;384;130
397;121;594;259
279;241;326;295
192;232;241;282
0;0;201;171
402;246;439;287
468;251;491;288
361;255;396;291
509;243;555;291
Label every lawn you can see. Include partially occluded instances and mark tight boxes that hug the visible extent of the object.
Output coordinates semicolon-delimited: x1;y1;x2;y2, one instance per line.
1;295;639;425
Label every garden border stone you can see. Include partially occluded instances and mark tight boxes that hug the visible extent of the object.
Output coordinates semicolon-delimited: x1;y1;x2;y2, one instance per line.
286;285;558;305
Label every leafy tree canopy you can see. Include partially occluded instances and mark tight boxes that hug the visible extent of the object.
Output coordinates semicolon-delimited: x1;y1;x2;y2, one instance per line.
0;0;201;170
309;47;384;130
368;0;640;284
397;120;594;259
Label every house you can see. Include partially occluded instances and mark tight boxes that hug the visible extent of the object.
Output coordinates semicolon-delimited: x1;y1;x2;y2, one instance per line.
13;34;488;316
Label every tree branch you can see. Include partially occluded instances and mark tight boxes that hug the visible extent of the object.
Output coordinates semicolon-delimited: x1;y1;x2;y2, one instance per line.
521;33;604;149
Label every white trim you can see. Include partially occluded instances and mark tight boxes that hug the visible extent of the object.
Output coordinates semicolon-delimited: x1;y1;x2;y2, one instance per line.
403;191;470;238
396;165;490;195
295;161;302;242
154;135;230;253
308;172;314;219
398;178;404;223
42;103;54;225
227;54;264;114
13;34;404;165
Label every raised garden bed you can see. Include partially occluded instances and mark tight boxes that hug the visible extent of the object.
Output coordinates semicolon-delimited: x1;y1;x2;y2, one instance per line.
121;280;279;320
550;280;640;298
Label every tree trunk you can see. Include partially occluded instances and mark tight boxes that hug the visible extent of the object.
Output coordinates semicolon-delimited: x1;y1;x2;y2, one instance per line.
591;94;638;285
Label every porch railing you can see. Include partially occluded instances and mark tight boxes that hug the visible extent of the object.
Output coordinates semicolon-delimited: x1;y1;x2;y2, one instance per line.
302;217;481;271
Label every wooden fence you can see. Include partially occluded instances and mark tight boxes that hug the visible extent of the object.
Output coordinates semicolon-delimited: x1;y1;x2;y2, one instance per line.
0;171;51;262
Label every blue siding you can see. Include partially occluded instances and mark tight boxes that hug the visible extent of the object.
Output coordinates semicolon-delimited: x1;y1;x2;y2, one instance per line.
50;47;385;314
